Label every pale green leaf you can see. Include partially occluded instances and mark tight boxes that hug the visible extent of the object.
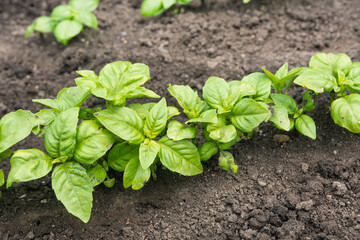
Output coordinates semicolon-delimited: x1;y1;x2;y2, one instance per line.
167;120;197;141
219;151;238;173
144;98;167;139
186;109;218;124
108;142;139;172
163;0;176;9
69;0;99;11
74;11;98;28
207;116;237;143
270;93;298;114
330;94;360;133
241;73;272;100
86;164;107;187
295;114;316;139
294;68;338;93
141;0;164;16
139;139;159;169
269;105;291;131
0;170;4;187
33;16;58;33
203;77;234;113
54;20;83;45
123;156;151;190
309;53;352;76
228;81;256;101
51;5;73;19
199;142;218;161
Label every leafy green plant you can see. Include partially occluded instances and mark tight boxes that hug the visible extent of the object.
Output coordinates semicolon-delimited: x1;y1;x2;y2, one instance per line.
262;63;317;139
295;53;360;133
25;0;98;45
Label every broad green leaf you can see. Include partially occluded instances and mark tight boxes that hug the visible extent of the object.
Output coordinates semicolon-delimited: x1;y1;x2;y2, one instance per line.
44;107;79;158
0;170;4;187
51;5;73;19
52;162;93;223
270;93;298;114
7;149;52;188
74;11;98;28
330;94;360;133
309;53;352;76
346;63;360;92
74;120;115;164
108;142;139;172
33;16;58;33
186;109;218;124
203;77;232;113
158;136;202;176
54;20;83;45
69;0;99;11
0;110;36;153
144;98;167;139
75;70;102;92
167;106;180;119
0;149;12;161
302;90;316;111
230;98;270;132
199;142;218;161
228;81;256;100
295;114;316;139
139;139;159;169
295;69;338;93
207;116;237;143
167;120;197;141
128;103;151;119
95;107;144;144
123;155;151;190
32;109;58;136
269;105;291;131
275;62;289;79
168;84;207;119
163;0;176;9
219;151;238;173
86;164;106;187
25;23;35;37
124;87;160;100
141;0;164;16
241;73;272;100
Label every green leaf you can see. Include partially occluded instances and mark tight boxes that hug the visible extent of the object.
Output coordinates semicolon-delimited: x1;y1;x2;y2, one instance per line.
219;151;238;174
275;62;289;79
0;170;4;187
52;162;93;223
75;70;101;92
269;105;291;131
33;16;58;33
158;136;202;176
103;178;115;188
95;107;145;144
203;77;233;113
86;164;107;187
177;0;193;4
228;81;256;100
302;90;316;111
309;53;352;76
7;149;52;188
108;142;139;172
32;109;58;136
167;106;180;119
186;109;218;124
295;114;316;139
139;139;159;169
167;120;197;141
330;94;360;133
270;93;298;114
128;103;151;119
144;98;167;139
294;68;338;93
0;110;36;153
346;63;360;92
69;0;99;11
163;0;176;9
230;98;270;132
51;5;73;20
124;87;160;100
199;142;218;161
44;107;79;158
74;11;98;28
241;73;272;100
54;20;83;45
74;120;115;164
218;138;237;151
123;155;151;190
0;149;12;161
168;84;207;119
207;116;237;143
25;23;35;37
141;0;164;16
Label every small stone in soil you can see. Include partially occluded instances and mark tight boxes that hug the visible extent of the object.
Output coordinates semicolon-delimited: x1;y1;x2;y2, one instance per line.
257;179;267;187
273;134;291;145
332;181;347;196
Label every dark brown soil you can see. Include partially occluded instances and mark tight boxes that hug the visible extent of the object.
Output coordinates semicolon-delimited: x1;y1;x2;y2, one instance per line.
1;0;360;239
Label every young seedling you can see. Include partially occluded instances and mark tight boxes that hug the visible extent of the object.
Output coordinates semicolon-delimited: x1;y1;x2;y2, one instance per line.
25;0;99;45
141;0;193;16
295;53;360;133
262;63;317;139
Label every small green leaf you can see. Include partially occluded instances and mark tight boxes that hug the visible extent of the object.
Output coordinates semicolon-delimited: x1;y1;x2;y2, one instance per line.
0;150;12;161
44;107;79;158
230;98;270;132
199;142;218;161
228;81;256;100
163;0;176;9
158;136;203;176
141;0;164;16
207;116;237;143
167;106;180;119
345;63;360;92
241;73;272;100
95;107;145;144
103;178;115;188
269;105;291;131
108;142;139;172
54;20;83;45
270;93;298;114
330;94;360;133
0;110;37;153
139;139;159;169
302;90;316;111
86;164;107;187
128;103;151;119
275;62;289;79
25;23;35;37
74;11;98;28
52;162;93;223
177;0;193;4
7;149;53;188
295;114;316;139
124;87;160;100
74;120;115;164
203;77;232;113
186;109;218;124
309;53;352;76
123;156;151;190
33;16;58;33
51;5;73;20
144;98;167;139
0;170;4;187
167;120;197;141
294;68;338;93
69;0;99;12
219;151;238;174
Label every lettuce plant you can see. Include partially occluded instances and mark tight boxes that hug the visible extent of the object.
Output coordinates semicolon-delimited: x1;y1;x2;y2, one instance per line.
25;0;98;45
295;53;360;133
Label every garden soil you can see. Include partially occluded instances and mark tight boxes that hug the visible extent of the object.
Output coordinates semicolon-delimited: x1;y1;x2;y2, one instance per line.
1;0;360;239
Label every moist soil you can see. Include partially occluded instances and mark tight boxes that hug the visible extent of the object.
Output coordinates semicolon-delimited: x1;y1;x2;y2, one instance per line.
1;0;360;239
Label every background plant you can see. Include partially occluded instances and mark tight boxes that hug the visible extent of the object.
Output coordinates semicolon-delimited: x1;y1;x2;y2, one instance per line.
25;0;98;45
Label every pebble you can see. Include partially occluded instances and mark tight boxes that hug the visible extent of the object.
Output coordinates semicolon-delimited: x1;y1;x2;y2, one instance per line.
273;134;291;144
332;181;347;196
40;199;47;204
301;163;309;173
25;231;34;239
295;200;314;211
228;214;238;223
19;194;27;199
257;179;267;187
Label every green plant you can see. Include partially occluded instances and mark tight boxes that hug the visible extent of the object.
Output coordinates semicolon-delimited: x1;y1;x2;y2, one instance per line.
295;53;360;133
25;0;99;45
262;63;317;139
